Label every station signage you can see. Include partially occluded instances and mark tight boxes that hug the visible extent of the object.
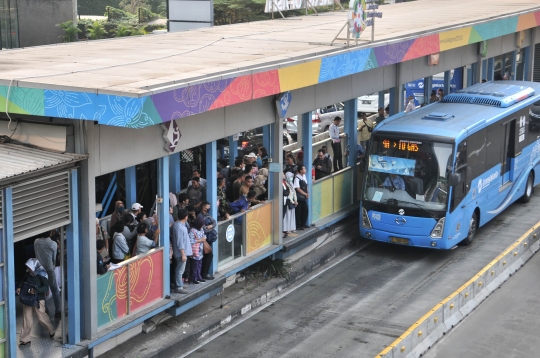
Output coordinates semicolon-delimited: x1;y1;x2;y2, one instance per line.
161;119;182;153
264;0;334;13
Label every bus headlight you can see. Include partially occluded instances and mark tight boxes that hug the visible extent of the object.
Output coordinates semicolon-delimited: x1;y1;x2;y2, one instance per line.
362;207;372;229
430;217;445;239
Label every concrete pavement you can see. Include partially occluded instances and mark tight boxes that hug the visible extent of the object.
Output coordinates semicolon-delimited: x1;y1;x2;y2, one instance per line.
423;245;540;358
185;192;540;358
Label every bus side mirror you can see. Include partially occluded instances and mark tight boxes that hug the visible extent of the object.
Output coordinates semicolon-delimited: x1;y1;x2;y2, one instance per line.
450;173;461;187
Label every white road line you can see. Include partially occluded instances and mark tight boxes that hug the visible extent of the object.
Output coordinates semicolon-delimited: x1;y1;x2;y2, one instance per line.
180;241;372;358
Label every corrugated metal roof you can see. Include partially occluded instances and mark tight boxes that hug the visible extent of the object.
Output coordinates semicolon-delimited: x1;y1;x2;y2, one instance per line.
0;143;87;186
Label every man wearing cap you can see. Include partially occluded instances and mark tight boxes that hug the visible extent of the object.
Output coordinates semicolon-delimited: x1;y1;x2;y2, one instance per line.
246;152;257;164
405;95;416;113
329;116;343;173
131;203;143;224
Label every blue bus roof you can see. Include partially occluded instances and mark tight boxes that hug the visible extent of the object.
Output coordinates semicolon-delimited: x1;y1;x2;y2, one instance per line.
375;81;540;143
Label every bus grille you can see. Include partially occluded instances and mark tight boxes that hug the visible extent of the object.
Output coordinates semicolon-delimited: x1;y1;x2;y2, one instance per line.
471;98;502;106
441;96;472;104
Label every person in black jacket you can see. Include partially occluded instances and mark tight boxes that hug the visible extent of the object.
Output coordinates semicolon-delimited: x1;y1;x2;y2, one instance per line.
97;240;110;275
17;259;55;345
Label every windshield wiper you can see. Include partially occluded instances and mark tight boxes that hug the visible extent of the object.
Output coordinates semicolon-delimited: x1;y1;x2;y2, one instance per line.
381;198;436;218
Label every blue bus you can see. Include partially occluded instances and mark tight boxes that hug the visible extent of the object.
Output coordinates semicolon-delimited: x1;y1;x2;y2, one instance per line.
360;81;540;249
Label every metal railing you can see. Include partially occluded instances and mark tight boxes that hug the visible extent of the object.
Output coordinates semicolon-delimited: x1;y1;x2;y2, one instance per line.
97;247;165;329
217;201;274;269
311;166;356;222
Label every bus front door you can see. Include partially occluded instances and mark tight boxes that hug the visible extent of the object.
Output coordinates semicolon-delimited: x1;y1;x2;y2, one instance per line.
502;119;516;184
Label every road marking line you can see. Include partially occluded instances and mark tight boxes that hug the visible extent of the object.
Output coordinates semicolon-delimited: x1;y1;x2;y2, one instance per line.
181;242;372;358
375;219;540;358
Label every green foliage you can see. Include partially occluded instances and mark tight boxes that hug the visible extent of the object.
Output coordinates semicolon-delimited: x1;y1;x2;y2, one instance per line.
115;24;131;37
87;20;108;40
130;26;146;36
78;0;122;16
56;20;81;42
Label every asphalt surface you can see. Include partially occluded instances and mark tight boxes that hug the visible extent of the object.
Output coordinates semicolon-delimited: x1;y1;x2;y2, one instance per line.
186;191;540;358
423;246;540;358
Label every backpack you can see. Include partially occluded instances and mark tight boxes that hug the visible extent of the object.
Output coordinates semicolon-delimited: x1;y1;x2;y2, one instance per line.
295;175;308;201
19;279;38;307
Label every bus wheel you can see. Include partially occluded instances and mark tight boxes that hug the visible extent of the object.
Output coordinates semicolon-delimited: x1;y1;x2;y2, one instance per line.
520;172;534;203
462;212;478;246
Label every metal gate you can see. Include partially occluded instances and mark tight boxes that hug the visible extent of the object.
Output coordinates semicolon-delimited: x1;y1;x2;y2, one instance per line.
11;171;71;241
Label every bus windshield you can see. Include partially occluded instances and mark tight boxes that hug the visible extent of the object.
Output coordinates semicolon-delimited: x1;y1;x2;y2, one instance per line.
363;135;453;215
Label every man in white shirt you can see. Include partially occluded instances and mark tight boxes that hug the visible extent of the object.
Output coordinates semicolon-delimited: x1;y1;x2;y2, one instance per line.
405;95;416;113
328;117;343;173
293;165;310;230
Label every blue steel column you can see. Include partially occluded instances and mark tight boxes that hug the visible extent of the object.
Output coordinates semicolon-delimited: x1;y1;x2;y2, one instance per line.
169;152;181;194
228;135;238;169
423;76;433;104
263;125;271;154
388;87;396;116
443;70;451;95
344;99;358;201
158;156;170;297
2;188;15;358
125;166;137;206
301;112;313;226
487;58;495;81
523;46;531;81
481;59;487;80
509;50;517;80
67;169;81;344
205;141;218;274
267;124;275;198
377;91;385;111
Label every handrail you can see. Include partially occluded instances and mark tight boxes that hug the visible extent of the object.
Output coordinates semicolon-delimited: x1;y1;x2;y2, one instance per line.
313;165;353;185
217;200;273;225
113;246;164;267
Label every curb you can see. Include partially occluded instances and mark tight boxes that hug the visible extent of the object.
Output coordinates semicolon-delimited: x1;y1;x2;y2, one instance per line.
153;232;362;357
376;220;540;358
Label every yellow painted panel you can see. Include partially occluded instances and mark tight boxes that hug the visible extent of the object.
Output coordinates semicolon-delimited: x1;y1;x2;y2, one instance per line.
439;27;472;51
278;60;322;92
246;203;273;254
312;178;334;222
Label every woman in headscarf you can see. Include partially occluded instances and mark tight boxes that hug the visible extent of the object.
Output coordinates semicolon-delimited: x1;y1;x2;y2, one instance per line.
283;172;298;237
108;200;125;237
17;259;55;345
96;218;110;262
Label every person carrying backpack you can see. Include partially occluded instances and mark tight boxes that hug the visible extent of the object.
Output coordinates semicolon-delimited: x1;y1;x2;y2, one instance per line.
17;259;55;345
293;165;310;230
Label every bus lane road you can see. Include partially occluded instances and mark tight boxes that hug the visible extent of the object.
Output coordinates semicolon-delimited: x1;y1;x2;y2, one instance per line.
186;191;540;358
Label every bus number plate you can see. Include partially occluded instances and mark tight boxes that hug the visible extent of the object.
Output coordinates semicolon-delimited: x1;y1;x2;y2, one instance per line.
390;237;409;245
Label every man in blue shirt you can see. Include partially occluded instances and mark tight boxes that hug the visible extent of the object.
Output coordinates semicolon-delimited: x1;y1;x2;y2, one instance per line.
383;174;406;191
172;209;192;294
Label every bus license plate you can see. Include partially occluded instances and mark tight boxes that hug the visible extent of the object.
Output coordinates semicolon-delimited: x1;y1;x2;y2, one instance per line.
390;237;409;245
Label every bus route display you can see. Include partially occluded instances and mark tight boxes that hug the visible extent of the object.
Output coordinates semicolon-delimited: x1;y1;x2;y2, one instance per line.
382;139;421;152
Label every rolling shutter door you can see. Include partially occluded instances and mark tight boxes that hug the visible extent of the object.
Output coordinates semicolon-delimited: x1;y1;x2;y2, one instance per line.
534;43;540;82
12;171;71;242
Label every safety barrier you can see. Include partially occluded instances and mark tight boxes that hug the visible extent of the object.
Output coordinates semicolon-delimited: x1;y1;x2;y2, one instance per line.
217;201;274;268
96;248;165;329
376;220;540;358
312;167;355;222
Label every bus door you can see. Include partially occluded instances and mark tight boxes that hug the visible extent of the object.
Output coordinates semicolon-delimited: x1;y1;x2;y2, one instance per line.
502;119;516;184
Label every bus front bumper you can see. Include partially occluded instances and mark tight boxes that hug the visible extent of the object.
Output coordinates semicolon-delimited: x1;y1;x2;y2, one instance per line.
360;228;450;249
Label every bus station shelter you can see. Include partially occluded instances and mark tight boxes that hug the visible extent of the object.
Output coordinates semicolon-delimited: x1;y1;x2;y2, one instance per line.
0;0;539;356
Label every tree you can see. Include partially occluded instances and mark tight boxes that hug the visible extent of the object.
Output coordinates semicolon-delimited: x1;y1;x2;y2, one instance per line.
57;20;81;42
87;21;107;40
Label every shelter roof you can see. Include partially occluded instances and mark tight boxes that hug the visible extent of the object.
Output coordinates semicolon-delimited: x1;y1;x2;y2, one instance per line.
0;0;539;127
0;142;87;186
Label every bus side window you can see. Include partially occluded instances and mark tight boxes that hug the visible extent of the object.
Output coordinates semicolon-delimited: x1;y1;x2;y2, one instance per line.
451;141;468;211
